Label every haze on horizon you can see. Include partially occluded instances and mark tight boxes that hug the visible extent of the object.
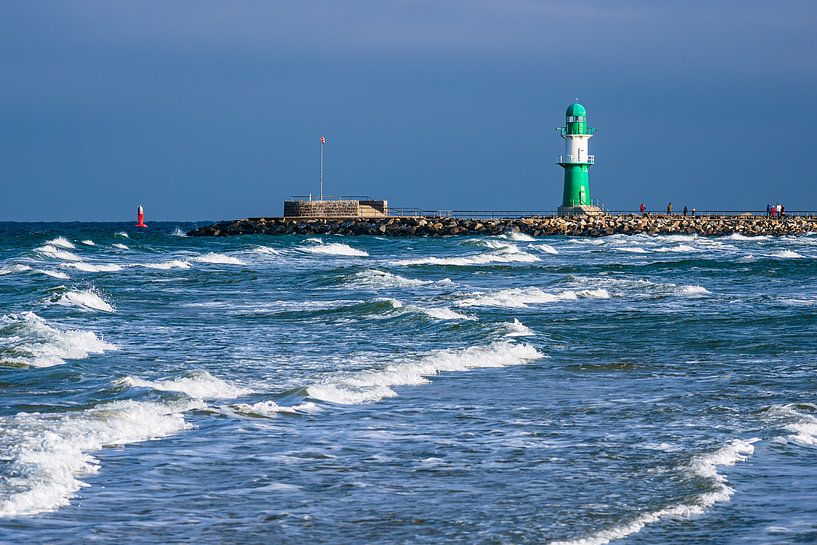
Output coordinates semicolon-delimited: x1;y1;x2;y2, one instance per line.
1;1;816;221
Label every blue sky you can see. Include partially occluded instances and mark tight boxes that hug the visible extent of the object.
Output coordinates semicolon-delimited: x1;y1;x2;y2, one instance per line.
2;1;816;220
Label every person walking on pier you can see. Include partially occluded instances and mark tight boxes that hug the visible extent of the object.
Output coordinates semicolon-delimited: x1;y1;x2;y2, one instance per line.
767;203;772;217
640;202;646;215
691;208;696;217
666;202;673;215
683;206;688;216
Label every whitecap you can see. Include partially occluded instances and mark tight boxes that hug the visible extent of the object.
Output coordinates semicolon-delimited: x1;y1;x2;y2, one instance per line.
457;287;610;308
300;243;368;257
254;246;280;255
350;269;452;289
118;370;251;399
61;262;123;273
504;318;534;337
233;400;320;417
135;259;191;270
501;231;535;242
80;240;96;246
549;438;758;545
112;243;129;250
192;253;246;265
35;245;82;262
533;243;559;255
410;306;475;321
655;244;698;253
171;227;187;237
54;289;115;313
0;264;32;275
0;399;196;517
767;250;804;259
114;231;129;238
304;238;323;244
34;269;70;280
46;237;75;249
395;246;539;266
618;247;650;254
0;312;116;367
307;340;542;405
679;285;711;296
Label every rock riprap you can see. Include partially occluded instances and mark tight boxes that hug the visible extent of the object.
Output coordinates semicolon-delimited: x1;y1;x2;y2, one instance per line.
187;215;817;238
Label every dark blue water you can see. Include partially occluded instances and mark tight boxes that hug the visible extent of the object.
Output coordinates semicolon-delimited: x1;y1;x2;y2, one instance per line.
1;223;816;544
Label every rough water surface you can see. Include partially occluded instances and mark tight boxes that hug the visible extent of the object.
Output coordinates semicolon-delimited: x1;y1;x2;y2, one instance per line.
1;222;816;544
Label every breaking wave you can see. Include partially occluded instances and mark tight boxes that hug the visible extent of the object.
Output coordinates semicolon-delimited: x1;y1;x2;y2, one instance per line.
112;243;129;250
550;438;758;545
307;340;542;405
396;245;539;266
767;404;817;447
767;250;804;259
679;285;711;296
0;399;196;517
193;253;246;265
54;289;115;313
118;370;251;399
35;245;82;262
62;262;123;273
0;264;32;275
504;318;534;337
171;227;187;237
114;231;129;238
300;243;369;257
533;243;559;255
457;287;610;308
501;232;535;242
136;259;191;270
233;400;320;417
0;312;116;368
46;237;75;249
350;269;452;289
80;240;96;246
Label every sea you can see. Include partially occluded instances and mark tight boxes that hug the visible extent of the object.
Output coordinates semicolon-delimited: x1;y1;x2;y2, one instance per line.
1;222;816;544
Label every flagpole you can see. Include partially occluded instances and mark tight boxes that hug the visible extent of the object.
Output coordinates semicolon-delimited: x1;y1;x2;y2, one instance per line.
319;139;324;201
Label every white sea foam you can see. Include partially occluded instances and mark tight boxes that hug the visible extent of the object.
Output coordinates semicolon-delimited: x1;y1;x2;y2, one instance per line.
193;253;246;265
396;245;540;266
0;399;195;517
727;233;769;241
502;231;536;242
504;318;534;337
300;243;368;257
618;247;650;254
119;370;251;399
304;237;323;244
457;287;610;308
679;285;711;296
35;245;83;262
46;237;75;249
767;250;804;259
0;312;116;367
307;340;542;405
534;243;559;255
171;227;187;237
351;269;452;289
234;400;320;417
112;243;129;250
550;438;758;545
412;306;475;321
655;244;698;253
55;290;115;313
80;240;96;246
0;264;32;275
61;262;123;273
136;259;191;270
253;246;280;255
114;231;129;238
35;269;69;280
768;404;817;446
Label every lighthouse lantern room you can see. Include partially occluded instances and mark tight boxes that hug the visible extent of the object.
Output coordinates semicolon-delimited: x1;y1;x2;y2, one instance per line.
556;100;602;216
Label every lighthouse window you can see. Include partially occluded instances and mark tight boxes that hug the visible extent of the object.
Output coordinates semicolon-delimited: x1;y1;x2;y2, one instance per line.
568;116;575;122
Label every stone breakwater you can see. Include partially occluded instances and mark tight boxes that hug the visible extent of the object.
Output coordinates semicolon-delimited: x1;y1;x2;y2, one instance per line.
188;215;817;238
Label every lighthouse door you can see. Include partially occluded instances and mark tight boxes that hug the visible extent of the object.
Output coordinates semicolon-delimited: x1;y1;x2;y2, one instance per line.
579;187;586;205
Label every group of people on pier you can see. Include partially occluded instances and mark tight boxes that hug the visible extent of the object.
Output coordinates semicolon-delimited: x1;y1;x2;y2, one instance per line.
767;203;785;218
639;202;696;216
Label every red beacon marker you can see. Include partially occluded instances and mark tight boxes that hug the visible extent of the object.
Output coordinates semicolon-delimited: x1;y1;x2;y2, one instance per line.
136;205;148;228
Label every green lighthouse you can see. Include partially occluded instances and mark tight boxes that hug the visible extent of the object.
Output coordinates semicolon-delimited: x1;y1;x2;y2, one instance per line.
556;100;601;216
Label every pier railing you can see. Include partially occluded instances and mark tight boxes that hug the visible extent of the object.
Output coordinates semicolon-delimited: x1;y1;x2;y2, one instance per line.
288;195;376;201
556;154;595;164
387;209;817;219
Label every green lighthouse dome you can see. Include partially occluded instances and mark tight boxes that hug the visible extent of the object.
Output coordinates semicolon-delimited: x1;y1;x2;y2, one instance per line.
566;102;587;118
